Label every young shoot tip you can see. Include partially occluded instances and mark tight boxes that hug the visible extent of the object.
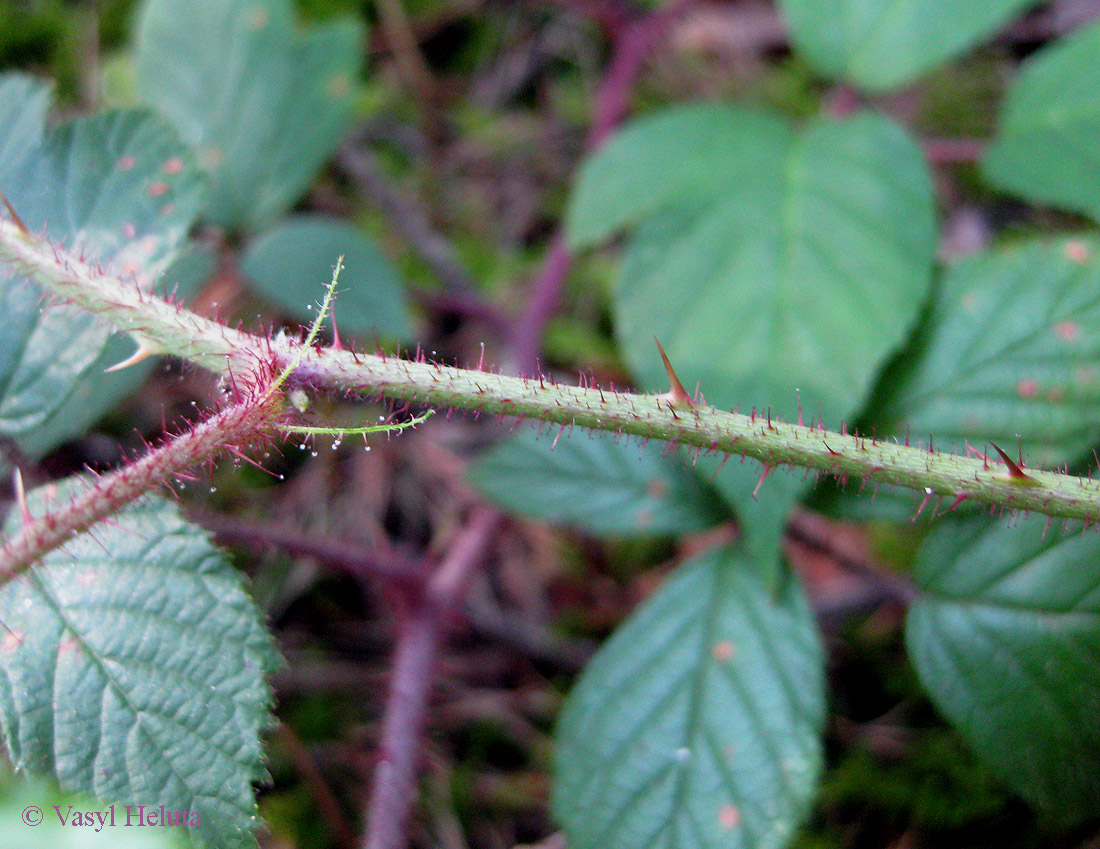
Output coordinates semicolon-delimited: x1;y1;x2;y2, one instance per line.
278;409;434;439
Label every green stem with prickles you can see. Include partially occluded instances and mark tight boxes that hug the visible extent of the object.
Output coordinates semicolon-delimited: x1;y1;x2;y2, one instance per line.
4;218;1100;522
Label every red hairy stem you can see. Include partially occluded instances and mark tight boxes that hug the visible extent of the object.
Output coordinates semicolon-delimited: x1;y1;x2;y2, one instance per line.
0;395;282;579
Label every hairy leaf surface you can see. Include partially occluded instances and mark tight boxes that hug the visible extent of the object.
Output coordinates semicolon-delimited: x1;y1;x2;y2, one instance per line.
0;73;204;450
554;546;825;849
585;107;934;423
567;104;935;568
907;513;1100;819
135;0;362;231
0;486;279;849
16;245;215;460
873;238;1100;468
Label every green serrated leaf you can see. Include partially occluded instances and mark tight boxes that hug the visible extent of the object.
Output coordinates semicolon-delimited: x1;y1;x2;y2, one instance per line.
568;105;935;548
241;214;410;340
566;105;791;251
468;428;730;537
906;513;1100;820
0;72;205;452
553;546;825;849
778;0;1038;92
873;238;1100;469
0;484;279;849
983;19;1100;225
573;105;935;431
134;0;363;231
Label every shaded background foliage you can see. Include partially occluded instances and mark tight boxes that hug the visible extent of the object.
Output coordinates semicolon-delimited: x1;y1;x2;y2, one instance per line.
4;1;1100;848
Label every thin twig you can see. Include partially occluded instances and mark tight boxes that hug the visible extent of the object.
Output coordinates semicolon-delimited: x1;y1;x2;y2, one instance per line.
337;141;478;296
187;509;427;591
375;0;437;104
277;722;359;849
787;509;918;607
923;138;986;164
510;0;694;373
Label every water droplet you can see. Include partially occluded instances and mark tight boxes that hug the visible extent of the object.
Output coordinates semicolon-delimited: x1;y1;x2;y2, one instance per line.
310;451;318;457
277;474;285;481
299;443;307;450
364;445;371;452
209;486;217;493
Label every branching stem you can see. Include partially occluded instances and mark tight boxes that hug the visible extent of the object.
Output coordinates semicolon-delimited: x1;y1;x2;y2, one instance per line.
4;218;1100;522
0;396;279;577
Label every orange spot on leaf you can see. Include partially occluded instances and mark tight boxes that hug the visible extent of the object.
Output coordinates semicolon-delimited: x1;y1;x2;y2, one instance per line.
712;640;734;662
718;805;740;829
646;478;668;498
1055;321;1079;341
1065;240;1091;264
1016;378;1037;399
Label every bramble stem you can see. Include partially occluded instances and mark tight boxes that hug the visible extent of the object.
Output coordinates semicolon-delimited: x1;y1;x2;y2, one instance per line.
0;245;413;577
4;218;1100;522
0;397;279;577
